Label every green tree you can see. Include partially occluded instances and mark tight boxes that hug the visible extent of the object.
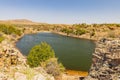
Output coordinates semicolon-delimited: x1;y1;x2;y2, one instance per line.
61;28;73;35
27;42;55;67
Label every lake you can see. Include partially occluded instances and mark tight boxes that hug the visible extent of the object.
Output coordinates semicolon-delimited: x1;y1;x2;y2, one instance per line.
16;32;95;71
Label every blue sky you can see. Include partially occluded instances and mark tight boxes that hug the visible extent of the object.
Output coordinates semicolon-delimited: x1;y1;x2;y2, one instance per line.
0;0;120;24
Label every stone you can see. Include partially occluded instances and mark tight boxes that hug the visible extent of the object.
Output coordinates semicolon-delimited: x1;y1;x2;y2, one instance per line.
79;77;85;80
0;41;26;71
15;72;27;80
32;74;55;80
0;73;7;80
33;74;46;80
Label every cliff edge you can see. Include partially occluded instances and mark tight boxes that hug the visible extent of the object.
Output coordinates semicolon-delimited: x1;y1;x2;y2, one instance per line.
84;38;120;80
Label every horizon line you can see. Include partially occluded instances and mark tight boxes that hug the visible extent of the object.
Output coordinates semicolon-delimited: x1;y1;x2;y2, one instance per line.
0;18;120;25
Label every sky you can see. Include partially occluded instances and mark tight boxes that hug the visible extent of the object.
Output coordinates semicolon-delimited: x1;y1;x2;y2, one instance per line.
0;0;120;24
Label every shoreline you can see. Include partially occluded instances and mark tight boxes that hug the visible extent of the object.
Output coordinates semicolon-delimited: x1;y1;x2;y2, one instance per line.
52;31;97;42
17;30;97;42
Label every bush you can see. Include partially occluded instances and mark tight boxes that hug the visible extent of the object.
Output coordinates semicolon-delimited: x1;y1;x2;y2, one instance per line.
41;58;65;76
61;28;73;35
0;24;21;36
27;42;55;67
75;28;86;35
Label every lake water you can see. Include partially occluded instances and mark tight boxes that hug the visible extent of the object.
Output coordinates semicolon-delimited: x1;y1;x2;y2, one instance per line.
16;32;95;71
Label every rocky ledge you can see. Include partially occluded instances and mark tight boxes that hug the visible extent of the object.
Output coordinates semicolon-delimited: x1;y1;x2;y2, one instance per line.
84;38;120;80
0;40;54;80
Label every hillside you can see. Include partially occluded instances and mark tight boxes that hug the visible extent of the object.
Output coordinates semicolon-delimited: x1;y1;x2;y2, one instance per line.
0;19;39;25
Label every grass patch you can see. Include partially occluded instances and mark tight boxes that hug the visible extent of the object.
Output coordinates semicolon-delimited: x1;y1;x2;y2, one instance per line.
0;36;4;43
20;67;35;80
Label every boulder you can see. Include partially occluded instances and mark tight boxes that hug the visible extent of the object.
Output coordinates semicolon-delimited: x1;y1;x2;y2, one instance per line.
0;73;7;80
33;74;46;80
15;72;27;80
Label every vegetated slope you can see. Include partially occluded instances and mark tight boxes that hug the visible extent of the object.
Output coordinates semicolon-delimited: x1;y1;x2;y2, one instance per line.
15;22;120;40
1;19;120;41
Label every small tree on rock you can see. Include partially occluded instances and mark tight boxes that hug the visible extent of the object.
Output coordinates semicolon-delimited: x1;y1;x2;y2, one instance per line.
27;42;55;67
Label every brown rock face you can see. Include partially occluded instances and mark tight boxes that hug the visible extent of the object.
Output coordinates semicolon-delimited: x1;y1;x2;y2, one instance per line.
0;49;19;71
84;38;120;80
0;42;25;72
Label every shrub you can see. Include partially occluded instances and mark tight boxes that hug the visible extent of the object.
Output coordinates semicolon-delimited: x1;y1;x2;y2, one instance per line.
75;28;86;35
27;42;55;67
21;67;35;80
0;24;21;36
41;58;65;76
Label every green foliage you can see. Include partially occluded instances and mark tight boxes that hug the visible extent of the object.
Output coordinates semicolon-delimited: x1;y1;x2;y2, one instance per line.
21;67;35;80
27;42;65;76
75;28;86;35
61;28;73;35
27;42;55;67
73;23;88;28
0;36;4;43
61;26;86;36
0;24;21;36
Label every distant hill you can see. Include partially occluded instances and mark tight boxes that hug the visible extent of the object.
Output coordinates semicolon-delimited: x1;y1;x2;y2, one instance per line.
0;19;40;25
7;19;33;23
0;19;68;25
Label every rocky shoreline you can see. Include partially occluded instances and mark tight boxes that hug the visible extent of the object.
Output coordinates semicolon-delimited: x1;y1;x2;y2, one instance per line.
84;38;120;80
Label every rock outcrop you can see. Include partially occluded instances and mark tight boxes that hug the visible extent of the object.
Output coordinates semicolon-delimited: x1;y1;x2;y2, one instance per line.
0;40;55;80
0;40;26;72
84;38;120;80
